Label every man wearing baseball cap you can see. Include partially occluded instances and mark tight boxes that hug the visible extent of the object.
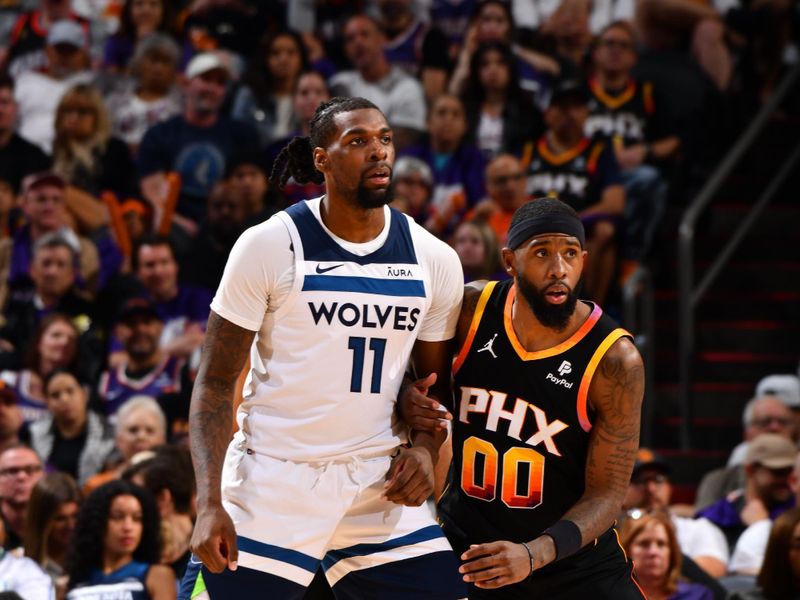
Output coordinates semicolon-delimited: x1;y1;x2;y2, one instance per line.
697;433;797;552
622;448;729;578
138;52;259;234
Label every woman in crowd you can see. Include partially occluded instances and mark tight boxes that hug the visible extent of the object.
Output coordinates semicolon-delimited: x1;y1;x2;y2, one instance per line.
265;69;330;206
24;472;81;599
232;30;309;148
0;521;54;599
461;42;542;158
52;84;136;201
452;219;505;283
30;369;115;486
733;507;800;600
0;314;80;425
105;33;182;154
83;396;167;495
66;479;175;599
103;0;177;73
621;511;714;600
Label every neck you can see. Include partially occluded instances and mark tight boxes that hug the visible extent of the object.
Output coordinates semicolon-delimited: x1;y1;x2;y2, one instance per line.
137;86;168;102
597;70;629;90
184;107;218;128
152;285;177;303
432;138;457;154
37;290;61;308
511;286;589;352
274;76;294;96
56;415;86;439
319;194;385;243
547;130;582;153
637;577;666;600
0;128;12;147
484;89;506;106
127;349;163;372
1;501;26;535
39;358;58;376
29;222;55;241
361;58;390;83
103;551;133;574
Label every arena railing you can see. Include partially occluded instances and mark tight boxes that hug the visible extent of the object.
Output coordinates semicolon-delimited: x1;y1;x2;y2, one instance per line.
677;62;800;450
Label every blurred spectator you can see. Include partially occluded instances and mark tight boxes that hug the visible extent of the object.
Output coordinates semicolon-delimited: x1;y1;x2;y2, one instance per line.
538;0;594;72
697;433;797;552
0;182;14;240
389;156;433;226
83;395;167;495
377;0;450;101
124;235;211;363
469;153;530;246
232;30;309;149
452;219;505;283
400;94;486;236
430;0;476;59
104;32;182;154
137;52;259;233
0;444;44;550
23;471;80;597
0;313;80;425
525;79;625;304
226;151;275;225
3;1;89;78
0;73;51;195
264;69;331;208
102;0;176;73
586;21;677;271
635;0;732;92
622;448;729;578
180;181;247;291
0;234;103;379
756;374;800;438
620;511;715;600
461;42;542;158
730;507;800;600
696;395;795;510
53;84;136;201
123;445;195;578
65;479;175;600
0;519;54;599
30;369;114;486
449;0;560;105
331;15;427;150
119;198;152;249
14;20;94;154
0;386;23;453
99;300;183;419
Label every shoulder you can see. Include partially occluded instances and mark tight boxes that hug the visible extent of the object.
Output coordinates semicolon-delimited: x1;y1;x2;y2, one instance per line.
456;281;492;342
588;335;644;411
145;563;175;590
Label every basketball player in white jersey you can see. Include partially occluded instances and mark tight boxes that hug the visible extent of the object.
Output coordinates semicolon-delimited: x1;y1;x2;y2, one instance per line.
179;97;468;599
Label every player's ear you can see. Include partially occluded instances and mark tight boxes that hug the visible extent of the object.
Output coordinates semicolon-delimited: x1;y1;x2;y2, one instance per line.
501;248;517;276
313;148;329;173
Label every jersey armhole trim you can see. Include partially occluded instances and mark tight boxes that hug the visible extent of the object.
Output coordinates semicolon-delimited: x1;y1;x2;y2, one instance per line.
452;281;496;375
576;328;632;432
272;211;303;322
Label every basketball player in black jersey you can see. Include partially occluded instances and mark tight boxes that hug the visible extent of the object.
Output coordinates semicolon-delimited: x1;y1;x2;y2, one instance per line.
402;198;645;598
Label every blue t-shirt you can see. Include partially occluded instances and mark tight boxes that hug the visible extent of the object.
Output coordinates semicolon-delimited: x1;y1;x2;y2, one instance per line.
137;115;259;223
67;560;151;599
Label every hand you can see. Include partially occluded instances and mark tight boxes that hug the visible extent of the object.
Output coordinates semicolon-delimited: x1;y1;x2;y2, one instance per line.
459;541;532;588
398;373;452;432
191;503;238;574
615;144;647;170
383;446;435;506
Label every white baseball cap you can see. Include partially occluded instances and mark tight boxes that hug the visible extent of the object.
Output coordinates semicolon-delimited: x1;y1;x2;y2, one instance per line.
47;20;87;49
756;374;800;409
185;52;231;80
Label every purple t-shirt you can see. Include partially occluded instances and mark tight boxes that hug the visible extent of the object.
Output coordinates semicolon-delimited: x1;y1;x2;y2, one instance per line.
670;581;715;600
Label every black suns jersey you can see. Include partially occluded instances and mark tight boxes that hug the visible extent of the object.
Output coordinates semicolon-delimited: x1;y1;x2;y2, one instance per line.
438;279;631;550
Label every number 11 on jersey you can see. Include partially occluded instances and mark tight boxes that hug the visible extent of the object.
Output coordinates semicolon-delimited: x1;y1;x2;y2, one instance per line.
348;336;387;393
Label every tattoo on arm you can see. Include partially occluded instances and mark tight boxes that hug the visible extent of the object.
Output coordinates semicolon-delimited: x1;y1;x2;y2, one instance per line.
560;339;644;545
190;311;255;506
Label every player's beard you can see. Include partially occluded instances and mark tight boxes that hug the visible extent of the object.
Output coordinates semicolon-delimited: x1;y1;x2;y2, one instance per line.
516;273;580;332
356;180;394;209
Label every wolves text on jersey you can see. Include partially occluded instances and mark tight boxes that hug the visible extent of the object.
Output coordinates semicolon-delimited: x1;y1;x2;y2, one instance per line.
308;301;421;331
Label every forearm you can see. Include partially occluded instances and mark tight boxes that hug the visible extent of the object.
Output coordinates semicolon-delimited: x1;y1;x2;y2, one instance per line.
580;186;625;218
189;376;234;507
650;136;680;160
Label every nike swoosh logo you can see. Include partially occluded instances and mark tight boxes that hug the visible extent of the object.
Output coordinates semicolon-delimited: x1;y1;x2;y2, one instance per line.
316;264;344;274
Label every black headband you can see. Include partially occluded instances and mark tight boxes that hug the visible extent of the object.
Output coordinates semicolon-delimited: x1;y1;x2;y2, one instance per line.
506;213;585;249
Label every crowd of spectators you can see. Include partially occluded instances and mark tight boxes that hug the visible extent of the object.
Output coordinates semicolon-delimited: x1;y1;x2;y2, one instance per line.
0;0;796;598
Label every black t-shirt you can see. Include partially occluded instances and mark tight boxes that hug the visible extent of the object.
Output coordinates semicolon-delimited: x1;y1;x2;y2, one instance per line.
0;133;51;193
49;426;87;480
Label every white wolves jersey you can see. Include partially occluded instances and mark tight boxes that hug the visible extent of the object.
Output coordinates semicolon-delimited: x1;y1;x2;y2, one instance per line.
211;197;462;461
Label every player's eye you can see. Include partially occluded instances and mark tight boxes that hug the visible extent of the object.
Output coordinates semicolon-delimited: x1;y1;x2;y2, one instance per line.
381;135;392;144
350;138;364;146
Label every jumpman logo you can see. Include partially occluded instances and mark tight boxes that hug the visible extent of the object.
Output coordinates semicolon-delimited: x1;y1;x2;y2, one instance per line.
477;334;498;359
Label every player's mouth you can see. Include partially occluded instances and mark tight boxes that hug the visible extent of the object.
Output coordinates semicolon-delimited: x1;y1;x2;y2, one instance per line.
364;167;391;186
544;285;569;304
